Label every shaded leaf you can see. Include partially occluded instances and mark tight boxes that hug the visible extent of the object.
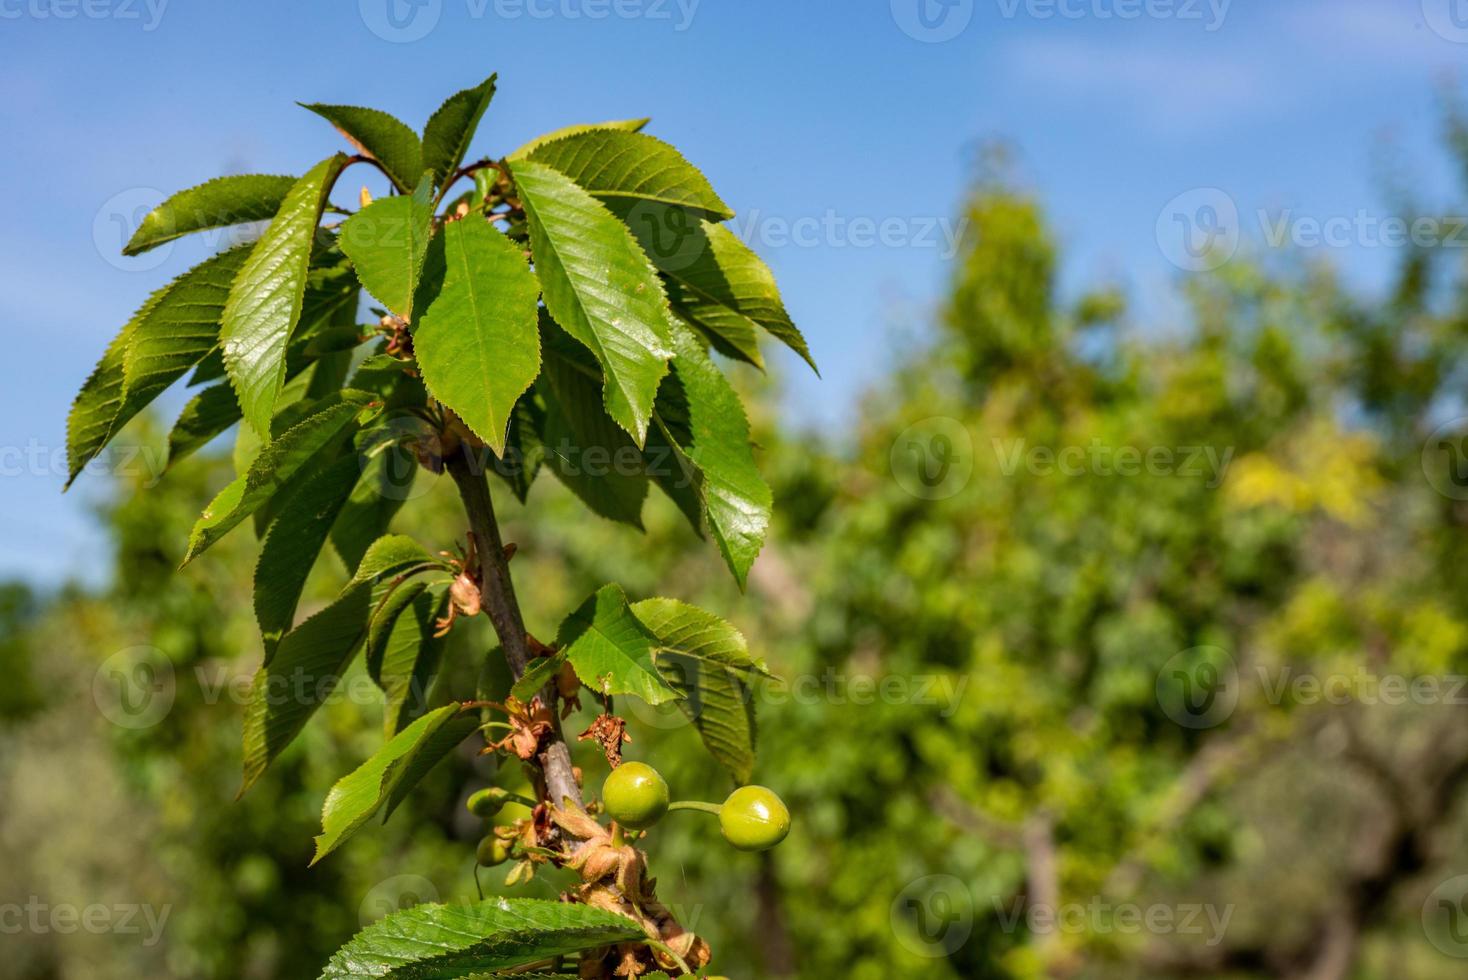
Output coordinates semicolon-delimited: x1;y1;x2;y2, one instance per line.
165;382;241;469
254;454;363;655
371;585;450;735
123;174;297;256
611;201;816;373
184;392;373;564
631;598;770;784
241;536;436;793
511;651;567;704
312;703;476;863
654;323;772;587
537;324;648;527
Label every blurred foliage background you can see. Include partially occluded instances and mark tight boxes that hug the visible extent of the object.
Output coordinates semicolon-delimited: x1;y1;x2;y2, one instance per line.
9;115;1468;980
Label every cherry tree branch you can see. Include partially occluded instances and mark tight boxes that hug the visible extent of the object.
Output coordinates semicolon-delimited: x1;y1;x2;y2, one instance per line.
445;448;583;810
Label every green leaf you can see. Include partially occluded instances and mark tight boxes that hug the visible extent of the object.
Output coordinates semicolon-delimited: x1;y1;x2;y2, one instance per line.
122;243;253;405
301;103;423;194
241;536;435;793
654;323;772;587
631;598;771;784
537;323;648;527
511;159;674;444
488;395;546;504
338;179;435;318
166;383;241;469
330;450;409;572
122;174;297;256
413;217;541;453
254;454;363;655
527;129;733;221
318;897;643;980
221;153;351;438
65;245;253;487
510;651;567;704
556;585;681;706
421;73;497;189
312;703;475;864
611;201;817;373
184;392;373;564
370;585;450;735
508;117;649;159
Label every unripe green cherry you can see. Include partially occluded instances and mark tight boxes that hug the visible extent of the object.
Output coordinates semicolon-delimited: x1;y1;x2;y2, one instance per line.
476;836;511;867
601;761;669;830
467;787;510;818
719;785;790;851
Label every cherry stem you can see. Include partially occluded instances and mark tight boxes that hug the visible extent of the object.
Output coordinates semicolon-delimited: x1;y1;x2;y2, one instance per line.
610;823;627;849
668;800;723;816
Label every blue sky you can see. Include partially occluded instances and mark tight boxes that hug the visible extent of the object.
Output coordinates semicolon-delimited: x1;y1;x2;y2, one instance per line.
2;0;1466;585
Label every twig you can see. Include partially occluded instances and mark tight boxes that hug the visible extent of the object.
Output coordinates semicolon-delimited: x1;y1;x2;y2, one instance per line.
445;448;584;811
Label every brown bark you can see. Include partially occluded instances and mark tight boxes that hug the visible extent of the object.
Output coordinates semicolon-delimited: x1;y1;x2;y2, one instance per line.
445;448;582;810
